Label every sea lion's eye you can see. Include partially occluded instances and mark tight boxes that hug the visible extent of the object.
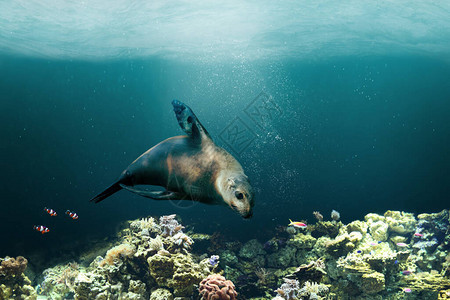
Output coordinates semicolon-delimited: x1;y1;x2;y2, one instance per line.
187;116;193;124
235;191;244;200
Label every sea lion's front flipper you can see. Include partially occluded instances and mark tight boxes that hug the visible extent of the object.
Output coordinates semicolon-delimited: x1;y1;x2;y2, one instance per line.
120;184;186;200
172;100;211;143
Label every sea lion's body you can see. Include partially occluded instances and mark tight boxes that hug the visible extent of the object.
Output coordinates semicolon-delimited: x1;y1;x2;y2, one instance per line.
91;100;254;218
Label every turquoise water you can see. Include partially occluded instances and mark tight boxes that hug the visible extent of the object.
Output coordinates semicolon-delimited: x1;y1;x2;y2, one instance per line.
1;0;449;280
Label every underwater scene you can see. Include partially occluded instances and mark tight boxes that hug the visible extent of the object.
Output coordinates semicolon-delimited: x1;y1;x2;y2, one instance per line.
1;1;450;299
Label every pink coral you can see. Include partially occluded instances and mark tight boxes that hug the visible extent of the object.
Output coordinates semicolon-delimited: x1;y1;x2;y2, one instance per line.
199;274;237;300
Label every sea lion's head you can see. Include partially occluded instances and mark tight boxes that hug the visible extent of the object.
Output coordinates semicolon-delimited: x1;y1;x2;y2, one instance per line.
223;175;254;219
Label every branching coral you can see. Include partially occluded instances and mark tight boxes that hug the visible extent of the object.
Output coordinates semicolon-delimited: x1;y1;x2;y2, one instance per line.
298;281;329;299
275;278;300;299
160;214;184;237
199;274;238;300
40;262;80;298
255;267;270;285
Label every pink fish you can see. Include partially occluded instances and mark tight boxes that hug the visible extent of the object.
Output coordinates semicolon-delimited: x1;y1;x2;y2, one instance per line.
288;219;307;228
413;233;423;237
403;288;412;293
401;270;412;275
396;242;408;247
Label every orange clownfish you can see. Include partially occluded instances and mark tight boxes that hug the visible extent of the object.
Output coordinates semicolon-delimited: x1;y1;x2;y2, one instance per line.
65;210;78;220
289;219;307;228
34;225;50;234
44;207;57;216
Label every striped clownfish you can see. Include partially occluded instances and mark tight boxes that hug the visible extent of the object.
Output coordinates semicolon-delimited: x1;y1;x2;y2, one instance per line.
65;210;79;220
33;225;50;234
44;207;57;216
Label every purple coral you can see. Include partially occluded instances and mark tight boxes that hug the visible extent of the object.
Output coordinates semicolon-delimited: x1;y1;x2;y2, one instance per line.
209;255;220;266
275;278;300;299
159;214;184;237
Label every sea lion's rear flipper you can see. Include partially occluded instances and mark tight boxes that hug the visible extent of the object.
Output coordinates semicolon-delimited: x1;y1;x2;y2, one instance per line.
172;100;211;143
120;184;186;200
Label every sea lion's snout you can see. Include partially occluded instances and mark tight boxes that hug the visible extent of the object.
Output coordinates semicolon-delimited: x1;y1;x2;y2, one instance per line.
243;210;253;219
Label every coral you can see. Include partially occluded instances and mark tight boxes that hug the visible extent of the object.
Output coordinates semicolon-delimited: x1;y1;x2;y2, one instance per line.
346;220;368;235
148;252;211;296
286;226;297;235
239;239;266;259
100;243;135;266
289;259;327;284
0;256;36;300
310;221;341;238
40;262;80;299
274;278;300;299
312;211;323;222
27;210;450;300
255;267;270;285
325;232;361;257
219;250;238;267
359;271;385;294
331;210;340;221
384;210;417;235
170;231;194;251
298;281;329;299
368;220;389;242
267;246;297;268
150;288;173;300
198;274;238;300
287;233;317;250
0;256;28;276
159;214;184;237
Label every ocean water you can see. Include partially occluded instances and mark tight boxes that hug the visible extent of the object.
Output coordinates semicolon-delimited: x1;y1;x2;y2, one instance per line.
1;0;450;281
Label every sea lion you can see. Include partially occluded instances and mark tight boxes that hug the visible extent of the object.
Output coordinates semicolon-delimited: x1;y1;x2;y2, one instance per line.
90;100;254;219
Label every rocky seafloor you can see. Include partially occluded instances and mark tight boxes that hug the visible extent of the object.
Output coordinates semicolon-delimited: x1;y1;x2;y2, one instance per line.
1;209;450;300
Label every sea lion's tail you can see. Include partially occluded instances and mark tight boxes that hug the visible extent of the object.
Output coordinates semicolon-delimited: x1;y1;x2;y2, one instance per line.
90;181;122;203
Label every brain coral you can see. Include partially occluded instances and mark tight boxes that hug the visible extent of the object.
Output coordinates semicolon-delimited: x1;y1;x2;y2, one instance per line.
199;274;237;300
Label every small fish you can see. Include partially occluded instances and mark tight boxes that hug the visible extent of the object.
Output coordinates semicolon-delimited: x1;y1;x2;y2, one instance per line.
396;242;408;247
33;225;50;234
357;250;362;253
369;242;378;246
288;219;307;228
44;207;57;216
394;260;399;264
378;241;382;244
401;270;412;275
66;210;79;220
414;233;423;238
403;288;412;293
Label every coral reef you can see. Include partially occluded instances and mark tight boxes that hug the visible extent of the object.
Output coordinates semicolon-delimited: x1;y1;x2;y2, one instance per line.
21;209;450;300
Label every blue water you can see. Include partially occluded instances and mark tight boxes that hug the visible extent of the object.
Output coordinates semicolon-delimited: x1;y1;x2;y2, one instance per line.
1;1;449;270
